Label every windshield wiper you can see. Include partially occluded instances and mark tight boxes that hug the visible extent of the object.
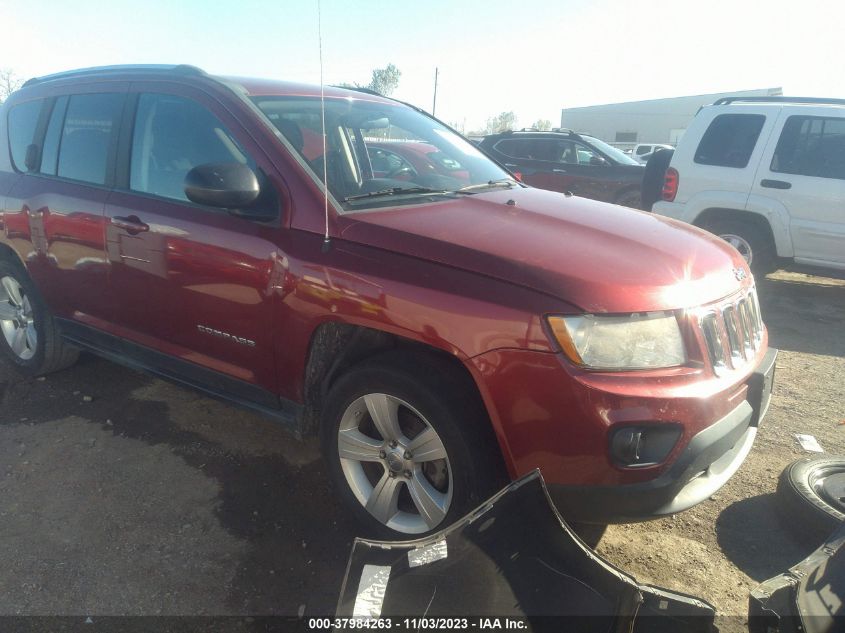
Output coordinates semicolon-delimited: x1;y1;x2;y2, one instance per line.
454;178;518;194
343;187;448;202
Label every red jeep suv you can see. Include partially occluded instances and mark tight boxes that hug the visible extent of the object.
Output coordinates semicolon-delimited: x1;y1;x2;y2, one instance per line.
0;65;776;540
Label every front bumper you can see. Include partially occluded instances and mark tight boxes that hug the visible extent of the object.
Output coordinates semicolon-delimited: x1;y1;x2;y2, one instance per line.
549;347;778;523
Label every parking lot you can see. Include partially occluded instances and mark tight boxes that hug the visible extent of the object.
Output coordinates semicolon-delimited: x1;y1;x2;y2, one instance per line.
0;266;843;623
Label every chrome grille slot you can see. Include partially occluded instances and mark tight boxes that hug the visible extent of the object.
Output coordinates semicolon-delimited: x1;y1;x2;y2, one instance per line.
749;289;763;344
722;305;744;363
700;313;726;369
738;298;755;357
700;287;763;372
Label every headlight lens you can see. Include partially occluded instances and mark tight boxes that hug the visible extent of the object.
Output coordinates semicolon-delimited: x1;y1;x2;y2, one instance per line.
548;312;686;370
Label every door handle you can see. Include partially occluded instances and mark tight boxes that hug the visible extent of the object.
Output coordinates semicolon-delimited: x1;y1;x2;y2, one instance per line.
552;168;568;174
760;179;792;190
111;215;150;234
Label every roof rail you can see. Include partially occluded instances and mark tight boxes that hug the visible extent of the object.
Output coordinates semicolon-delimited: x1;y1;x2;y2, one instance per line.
713;96;845;107
333;85;383;97
22;64;207;88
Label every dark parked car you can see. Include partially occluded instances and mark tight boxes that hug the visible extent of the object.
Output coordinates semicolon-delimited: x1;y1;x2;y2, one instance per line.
0;65;775;542
479;129;645;208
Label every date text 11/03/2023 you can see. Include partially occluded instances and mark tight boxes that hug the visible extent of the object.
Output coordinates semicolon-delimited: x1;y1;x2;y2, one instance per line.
307;618;528;630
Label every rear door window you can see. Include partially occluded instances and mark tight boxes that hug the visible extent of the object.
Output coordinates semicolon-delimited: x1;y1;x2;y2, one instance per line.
694;114;765;168
57;93;124;185
7;99;44;172
771;115;845;180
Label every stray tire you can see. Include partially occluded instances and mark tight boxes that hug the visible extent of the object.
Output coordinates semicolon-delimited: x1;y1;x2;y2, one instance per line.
776;456;845;545
641;148;674;211
701;218;776;276
0;256;79;378
320;351;505;539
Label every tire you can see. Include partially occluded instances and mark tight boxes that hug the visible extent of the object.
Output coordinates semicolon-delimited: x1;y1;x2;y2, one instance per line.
700;217;776;276
320;351;506;539
641;148;674;211
0;256;79;378
776;456;845;545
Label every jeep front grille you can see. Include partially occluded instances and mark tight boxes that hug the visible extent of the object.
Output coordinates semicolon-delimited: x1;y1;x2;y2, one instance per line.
700;287;763;371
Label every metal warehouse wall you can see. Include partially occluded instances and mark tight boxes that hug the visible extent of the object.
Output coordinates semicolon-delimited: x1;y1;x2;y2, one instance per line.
560;87;782;146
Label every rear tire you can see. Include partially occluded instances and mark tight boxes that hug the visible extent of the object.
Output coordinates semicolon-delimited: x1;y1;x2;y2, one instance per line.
701;217;776;276
320;351;506;539
776;456;845;546
0;256;79;378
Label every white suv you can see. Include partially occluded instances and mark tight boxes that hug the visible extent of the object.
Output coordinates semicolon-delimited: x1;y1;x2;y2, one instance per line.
653;97;845;274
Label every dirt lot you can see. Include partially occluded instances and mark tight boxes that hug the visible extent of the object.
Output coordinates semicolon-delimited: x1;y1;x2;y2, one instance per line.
0;267;843;625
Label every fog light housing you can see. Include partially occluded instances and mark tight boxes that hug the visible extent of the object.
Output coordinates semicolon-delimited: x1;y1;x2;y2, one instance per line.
610;425;682;468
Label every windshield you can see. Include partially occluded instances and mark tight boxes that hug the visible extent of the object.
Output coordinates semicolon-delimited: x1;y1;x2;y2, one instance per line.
582;135;640;166
251;96;514;211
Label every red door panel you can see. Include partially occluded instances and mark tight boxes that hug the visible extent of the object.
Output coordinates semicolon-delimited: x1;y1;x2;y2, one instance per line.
5;175;109;322
104;191;281;389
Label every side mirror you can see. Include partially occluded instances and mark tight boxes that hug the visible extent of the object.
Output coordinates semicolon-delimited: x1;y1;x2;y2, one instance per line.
184;163;260;209
589;156;609;167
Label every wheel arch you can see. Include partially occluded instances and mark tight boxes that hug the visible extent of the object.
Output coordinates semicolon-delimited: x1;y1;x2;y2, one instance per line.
300;321;514;475
692;207;781;256
0;241;27;270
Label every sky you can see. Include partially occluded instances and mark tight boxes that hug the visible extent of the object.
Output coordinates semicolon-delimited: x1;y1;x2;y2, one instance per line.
2;0;844;132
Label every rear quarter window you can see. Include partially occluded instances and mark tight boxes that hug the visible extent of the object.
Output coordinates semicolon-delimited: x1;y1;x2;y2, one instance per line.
7;99;44;172
694;113;765;168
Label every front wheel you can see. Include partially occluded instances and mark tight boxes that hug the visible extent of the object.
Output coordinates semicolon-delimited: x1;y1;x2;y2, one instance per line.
320;352;504;538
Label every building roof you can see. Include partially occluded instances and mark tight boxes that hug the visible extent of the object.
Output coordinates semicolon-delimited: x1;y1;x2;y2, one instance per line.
562;87;783;114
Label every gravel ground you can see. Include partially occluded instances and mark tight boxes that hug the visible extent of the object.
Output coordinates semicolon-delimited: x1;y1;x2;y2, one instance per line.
0;266;842;624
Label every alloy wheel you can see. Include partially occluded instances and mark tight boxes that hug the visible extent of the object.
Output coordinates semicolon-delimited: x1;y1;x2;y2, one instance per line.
0;276;37;361
720;233;753;265
337;393;452;534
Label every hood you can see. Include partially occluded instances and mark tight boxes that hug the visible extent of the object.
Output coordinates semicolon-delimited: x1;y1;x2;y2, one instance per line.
337;187;750;313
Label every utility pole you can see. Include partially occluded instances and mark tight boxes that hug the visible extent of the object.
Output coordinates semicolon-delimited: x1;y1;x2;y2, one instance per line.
432;67;439;116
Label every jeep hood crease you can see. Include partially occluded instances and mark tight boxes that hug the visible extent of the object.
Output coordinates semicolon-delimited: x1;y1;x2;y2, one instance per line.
337;186;751;314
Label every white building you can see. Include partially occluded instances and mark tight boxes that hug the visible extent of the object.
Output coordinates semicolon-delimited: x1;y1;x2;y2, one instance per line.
560;87;783;148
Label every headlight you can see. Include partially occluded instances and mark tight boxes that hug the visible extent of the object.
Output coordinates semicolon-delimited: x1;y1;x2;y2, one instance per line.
547;312;686;370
